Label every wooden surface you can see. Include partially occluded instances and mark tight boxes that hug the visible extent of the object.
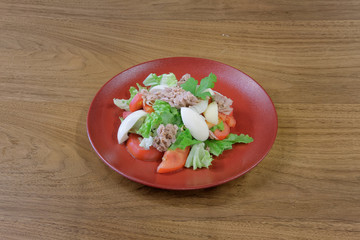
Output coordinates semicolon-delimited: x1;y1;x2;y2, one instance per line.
1;1;359;239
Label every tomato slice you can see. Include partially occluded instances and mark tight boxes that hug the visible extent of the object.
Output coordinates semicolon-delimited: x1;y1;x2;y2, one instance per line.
213;122;230;140
157;147;190;173
218;112;227;122
122;111;131;119
129;93;143;112
126;134;163;161
218;112;236;128
226;115;236;128
143;101;154;113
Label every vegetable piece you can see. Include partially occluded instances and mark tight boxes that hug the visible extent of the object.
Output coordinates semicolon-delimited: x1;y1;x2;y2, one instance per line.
210;121;225;132
129;93;143;112
117;110;147;144
169;129;201;150
143;73;162;86
213;122;230;140
143;102;154;113
226;115;236;128
113;99;130;111
185;143;213;170
122;111;131;119
157;147;190;173
219;112;236;128
180;73;217;100
190;100;208;114
204;101;219;125
197;73;217;99
143;73;177;87
137;100;181;138
137;111;162;138
180;77;198;95
126;134;163;161
218;112;227;121
180;107;209;141
205;134;254;156
152;100;182;126
160;73;178;87
113;84;146;111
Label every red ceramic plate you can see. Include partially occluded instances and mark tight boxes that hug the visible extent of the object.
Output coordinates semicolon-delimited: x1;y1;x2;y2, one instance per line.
87;57;277;190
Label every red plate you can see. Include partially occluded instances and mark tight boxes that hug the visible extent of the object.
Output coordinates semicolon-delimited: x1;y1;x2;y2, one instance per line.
87;57;277;190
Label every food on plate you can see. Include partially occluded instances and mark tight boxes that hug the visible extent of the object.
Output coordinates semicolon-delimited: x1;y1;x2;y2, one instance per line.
113;73;253;173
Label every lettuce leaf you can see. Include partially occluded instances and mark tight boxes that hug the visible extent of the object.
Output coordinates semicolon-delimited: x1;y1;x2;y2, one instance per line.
185;143;213;170
205;134;254;156
169;129;201;150
152;100;182;126
137;112;162;138
113;84;146;111
143;73;177;87
180;73;217;100
160;73;177;87
137;100;181;138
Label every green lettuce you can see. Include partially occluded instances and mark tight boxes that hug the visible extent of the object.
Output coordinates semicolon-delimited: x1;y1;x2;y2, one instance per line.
185;143;213;170
143;73;177;87
205;134;254;156
137;100;181;138
137;111;162;138
169;129;201;150
113;84;146;111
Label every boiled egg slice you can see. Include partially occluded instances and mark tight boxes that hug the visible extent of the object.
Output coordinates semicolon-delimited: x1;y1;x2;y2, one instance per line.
181;107;209;141
117;110;147;144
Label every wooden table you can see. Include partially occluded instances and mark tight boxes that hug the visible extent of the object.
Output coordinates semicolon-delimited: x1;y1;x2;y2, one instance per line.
1;1;359;239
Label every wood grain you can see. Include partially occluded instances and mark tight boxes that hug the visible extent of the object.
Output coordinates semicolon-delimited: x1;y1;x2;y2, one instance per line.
1;1;359;239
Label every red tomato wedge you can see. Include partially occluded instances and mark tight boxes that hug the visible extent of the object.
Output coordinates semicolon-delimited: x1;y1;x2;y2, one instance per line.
226;115;236;128
157;147;190;173
143;102;154;113
218;112;227;121
126;134;163;161
129;93;143;112
213;122;230;140
122;111;131;119
218;113;236;128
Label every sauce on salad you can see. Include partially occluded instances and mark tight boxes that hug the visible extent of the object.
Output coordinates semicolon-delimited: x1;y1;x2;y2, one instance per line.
114;73;253;173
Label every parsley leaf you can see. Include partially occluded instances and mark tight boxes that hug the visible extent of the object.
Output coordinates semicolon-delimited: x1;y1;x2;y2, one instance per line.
180;73;217;100
210;121;225;132
180;77;198;95
196;73;217;99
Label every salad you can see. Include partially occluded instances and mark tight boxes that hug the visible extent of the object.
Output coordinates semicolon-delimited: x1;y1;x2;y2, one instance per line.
114;73;253;173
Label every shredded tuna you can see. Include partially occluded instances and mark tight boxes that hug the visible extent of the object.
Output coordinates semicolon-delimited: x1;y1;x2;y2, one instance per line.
178;73;191;86
153;124;179;152
141;87;199;109
213;93;233;115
